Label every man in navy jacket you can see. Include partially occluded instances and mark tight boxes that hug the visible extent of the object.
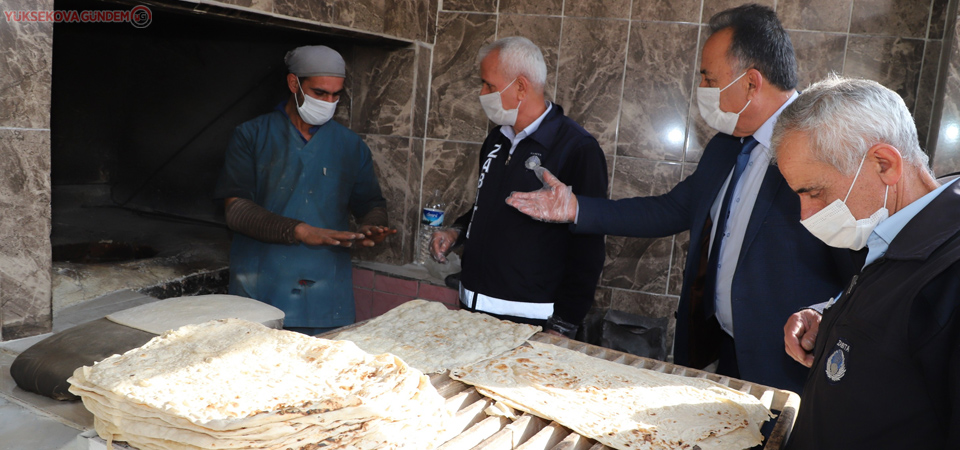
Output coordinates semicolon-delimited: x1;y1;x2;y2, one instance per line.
431;37;608;337
507;5;854;393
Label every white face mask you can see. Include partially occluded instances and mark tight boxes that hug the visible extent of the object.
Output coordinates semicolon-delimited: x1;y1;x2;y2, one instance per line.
295;78;338;126
697;71;751;135
800;154;890;250
479;78;521;127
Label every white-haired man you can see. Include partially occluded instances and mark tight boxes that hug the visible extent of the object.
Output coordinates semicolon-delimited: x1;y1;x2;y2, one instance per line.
430;36;607;337
772;76;959;449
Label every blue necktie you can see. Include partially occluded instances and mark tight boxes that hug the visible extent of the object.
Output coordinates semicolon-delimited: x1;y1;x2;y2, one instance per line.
704;136;758;317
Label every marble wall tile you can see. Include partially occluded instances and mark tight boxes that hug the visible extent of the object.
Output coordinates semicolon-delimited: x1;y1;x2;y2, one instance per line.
632;0;701;23
789;31;847;90
843;35;925;113
849;0;932;38
427;12;496;142
684;26;711;164
211;0;274;12
601;157;682;292
617;22;699;161
932;21;960;176
555;17;629;155
349;45;416;137
928;0;948;39
593;286;613;310
499;0;563;16
414;44;433;138
353;135;413;264
0;129;52;339
564;0;632;19
0;0;53;129
385;0;428;41
427;0;439;41
701;0;775;24
406;138;426;262
916;40;943;151
421;140;482;226
335;0;386;34
496;14;562;100
441;0;497;13
274;0;334;24
777;0;852;33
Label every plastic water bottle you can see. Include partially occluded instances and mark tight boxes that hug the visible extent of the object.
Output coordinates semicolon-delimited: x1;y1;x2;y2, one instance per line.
417;190;445;264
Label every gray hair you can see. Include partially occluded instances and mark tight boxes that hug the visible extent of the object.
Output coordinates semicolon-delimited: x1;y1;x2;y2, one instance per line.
771;75;929;176
477;36;547;92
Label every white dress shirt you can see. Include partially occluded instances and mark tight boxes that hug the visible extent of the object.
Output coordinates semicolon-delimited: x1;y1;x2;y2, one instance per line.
710;91;799;337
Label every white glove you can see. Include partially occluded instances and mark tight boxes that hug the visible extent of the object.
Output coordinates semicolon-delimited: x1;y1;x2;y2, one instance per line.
505;169;578;223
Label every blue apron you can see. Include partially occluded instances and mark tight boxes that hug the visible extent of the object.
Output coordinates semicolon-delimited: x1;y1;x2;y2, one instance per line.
219;110;384;328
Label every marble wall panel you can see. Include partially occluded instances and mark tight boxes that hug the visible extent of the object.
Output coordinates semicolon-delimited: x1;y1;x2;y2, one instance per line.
335;0;386;34
0;129;52;339
427;12;496;142
916;40;943;151
421;140;482;225
274;0;334;24
601;157;682;292
499;0;563;16
932;20;960;176
632;0;701;23
385;0;429;41
564;0;632;19
353;135;413;264
684;27;711;164
406;138;426;262
928;0;949;39
617;22;699;161
843;35;925;113
555;18;629;154
701;0;775;24
496;14;562;100
414;44;432;138
777;0;853;33
441;0;497;13
789;31;847;89
349;45;416;137
0;0;53;129
850;0;932;38
593;286;613;310
211;0;273;12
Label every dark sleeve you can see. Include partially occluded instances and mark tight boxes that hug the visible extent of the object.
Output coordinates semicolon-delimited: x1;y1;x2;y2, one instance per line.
573;158;702;238
551;136;608;327
225;198;302;244
213;125;257;201
348;139;388;220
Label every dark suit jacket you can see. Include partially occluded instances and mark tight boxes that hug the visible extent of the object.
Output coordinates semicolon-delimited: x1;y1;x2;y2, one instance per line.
575;133;856;393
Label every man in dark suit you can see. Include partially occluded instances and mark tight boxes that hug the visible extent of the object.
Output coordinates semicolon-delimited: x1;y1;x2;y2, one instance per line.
507;4;854;393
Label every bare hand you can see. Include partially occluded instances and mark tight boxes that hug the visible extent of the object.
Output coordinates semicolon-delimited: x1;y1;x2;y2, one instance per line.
784;309;822;367
430;228;460;263
294;223;365;247
505;169;577;223
358;225;398;247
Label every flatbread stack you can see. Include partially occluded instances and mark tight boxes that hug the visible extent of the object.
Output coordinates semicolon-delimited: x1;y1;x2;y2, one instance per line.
333;299;540;373
67;318;450;450
450;341;773;450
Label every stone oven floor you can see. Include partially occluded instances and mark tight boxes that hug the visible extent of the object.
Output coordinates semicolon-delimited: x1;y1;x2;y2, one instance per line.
52;204;231;312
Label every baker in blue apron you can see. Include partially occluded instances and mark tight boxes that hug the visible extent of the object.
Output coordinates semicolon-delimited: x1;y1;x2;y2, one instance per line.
214;45;395;335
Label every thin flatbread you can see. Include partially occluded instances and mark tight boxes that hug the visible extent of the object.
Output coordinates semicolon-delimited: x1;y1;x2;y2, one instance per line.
450;341;773;450
333;299;540;373
68;318;449;450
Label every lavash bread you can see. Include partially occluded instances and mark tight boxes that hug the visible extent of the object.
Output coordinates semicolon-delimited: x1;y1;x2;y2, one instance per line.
450;341;773;450
68;318;450;450
332;299;541;373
